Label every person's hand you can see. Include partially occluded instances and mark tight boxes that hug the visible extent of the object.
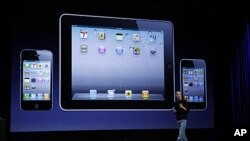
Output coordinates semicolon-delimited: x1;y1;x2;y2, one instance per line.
172;107;176;113
179;103;184;109
179;103;187;111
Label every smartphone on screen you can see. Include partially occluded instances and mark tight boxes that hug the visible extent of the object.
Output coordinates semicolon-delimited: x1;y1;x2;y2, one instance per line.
180;59;207;110
20;49;52;110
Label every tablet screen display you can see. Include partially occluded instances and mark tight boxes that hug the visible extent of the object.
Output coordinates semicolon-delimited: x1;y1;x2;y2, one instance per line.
71;25;165;101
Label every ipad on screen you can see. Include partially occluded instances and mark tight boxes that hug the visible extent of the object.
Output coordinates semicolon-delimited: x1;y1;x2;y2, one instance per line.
60;14;175;110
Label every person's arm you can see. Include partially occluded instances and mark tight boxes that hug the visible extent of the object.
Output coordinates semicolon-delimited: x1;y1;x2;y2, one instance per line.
180;101;189;113
179;103;187;111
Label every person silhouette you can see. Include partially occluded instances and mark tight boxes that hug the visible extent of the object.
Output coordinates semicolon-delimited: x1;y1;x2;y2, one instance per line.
173;91;189;141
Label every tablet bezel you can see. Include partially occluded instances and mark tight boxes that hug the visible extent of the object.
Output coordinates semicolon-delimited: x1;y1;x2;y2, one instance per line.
60;14;175;110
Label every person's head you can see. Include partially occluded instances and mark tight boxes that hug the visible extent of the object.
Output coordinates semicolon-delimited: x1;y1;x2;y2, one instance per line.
175;91;182;101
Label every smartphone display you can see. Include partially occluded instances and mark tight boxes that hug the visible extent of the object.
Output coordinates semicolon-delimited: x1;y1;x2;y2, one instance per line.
180;59;207;110
20;49;52;110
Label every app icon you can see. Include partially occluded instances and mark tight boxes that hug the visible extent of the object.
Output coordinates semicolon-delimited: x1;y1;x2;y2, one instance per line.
189;82;193;87
40;79;44;83
30;70;37;75
25;70;30;76
133;34;140;41
24;85;30;90
23;93;30;100
184;89;189;94
130;47;140;55
199;70;203;74
98;46;106;54
150;48;157;56
199;96;204;102
194;96;199;102
125;33;130;39
116;46;123;55
142;90;149;99
31;63;37;68
188;76;193;81
45;78;50;83
199;82;203;87
80;30;88;39
38;70;43;75
89;89;97;99
198;75;203;81
44;63;49;68
189;96;194;102
37;78;42;83
31;93;36;99
125;90;132;98
38;63;43;69
184;76;188;81
44;70;49;75
44;93;50;100
24;63;30;68
108;89;115;98
189;70;194;74
94;29;98;34
24;77;30;83
37;93;43;99
193;82;198;87
80;44;88;53
193;76;198;81
31;78;36;83
184;70;188;74
183;81;189;87
99;32;105;40
31;85;36;90
194;70;198;74
149;33;156;42
116;33;123;41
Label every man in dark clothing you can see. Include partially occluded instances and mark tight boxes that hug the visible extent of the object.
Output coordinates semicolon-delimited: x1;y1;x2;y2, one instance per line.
173;91;189;141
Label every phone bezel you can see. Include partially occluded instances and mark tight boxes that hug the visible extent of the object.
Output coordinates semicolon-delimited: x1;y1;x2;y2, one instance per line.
20;49;53;110
180;59;207;110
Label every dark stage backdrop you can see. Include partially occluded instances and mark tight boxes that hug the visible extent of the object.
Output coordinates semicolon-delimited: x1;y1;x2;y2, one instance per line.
230;22;250;126
3;1;250;141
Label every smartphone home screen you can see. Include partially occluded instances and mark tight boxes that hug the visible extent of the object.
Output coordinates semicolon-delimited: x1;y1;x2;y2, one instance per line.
22;60;51;101
182;67;205;103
